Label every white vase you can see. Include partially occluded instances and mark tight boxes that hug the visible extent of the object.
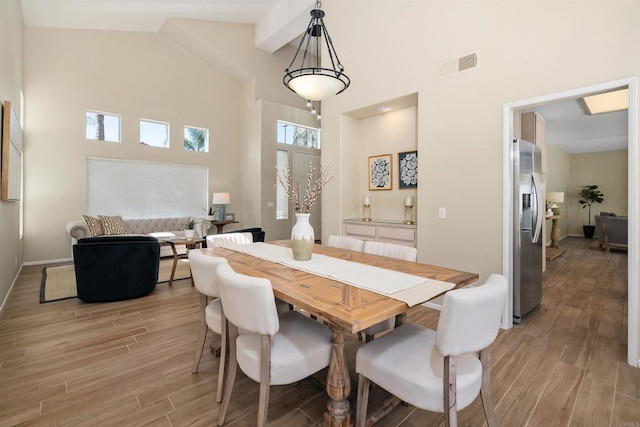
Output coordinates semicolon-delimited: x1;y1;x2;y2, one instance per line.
184;229;195;240
291;212;314;261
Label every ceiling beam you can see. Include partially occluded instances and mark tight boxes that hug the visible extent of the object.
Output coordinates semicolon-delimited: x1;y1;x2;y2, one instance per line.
255;0;314;53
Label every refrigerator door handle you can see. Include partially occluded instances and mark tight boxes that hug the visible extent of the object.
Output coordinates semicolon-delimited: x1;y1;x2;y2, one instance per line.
532;172;543;244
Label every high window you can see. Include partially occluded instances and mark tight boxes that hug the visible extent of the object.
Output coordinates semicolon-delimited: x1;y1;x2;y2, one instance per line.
86;110;121;143
277;120;321;148
140;119;170;148
184;126;209;152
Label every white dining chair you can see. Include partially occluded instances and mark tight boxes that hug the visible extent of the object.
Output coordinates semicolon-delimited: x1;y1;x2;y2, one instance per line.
362;240;417;261
189;250;229;403
326;235;365;252
355;274;508;427
216;263;333;427
360;241;418;341
206;232;253;248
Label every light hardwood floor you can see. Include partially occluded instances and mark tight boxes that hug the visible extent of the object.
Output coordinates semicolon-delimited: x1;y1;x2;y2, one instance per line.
1;237;639;426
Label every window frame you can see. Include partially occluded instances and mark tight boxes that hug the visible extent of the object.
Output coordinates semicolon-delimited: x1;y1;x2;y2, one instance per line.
85;110;122;143
139;118;170;148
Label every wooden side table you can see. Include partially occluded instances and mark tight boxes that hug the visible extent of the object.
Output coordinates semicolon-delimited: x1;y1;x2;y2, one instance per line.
545;215;563;248
160;237;205;286
211;220;239;234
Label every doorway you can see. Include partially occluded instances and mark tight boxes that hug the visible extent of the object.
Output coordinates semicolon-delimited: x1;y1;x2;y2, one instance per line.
502;77;638;367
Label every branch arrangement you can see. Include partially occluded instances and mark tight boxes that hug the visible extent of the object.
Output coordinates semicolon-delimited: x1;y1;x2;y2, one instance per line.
276;161;333;214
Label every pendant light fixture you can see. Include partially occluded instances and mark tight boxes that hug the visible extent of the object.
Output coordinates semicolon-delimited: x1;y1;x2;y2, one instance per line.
283;1;350;101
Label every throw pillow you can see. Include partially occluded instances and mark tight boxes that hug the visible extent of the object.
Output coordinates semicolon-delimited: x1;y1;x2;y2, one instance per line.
82;214;104;237
98;215;127;235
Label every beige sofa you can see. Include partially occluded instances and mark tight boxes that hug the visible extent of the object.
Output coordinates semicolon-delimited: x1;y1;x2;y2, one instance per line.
66;216;211;258
595;214;628;252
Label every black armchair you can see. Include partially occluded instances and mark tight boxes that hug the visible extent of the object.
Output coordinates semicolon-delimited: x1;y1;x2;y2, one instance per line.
73;235;160;302
223;227;265;242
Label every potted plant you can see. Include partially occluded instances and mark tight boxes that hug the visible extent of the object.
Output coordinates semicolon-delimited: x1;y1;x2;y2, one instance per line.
184;219;197;239
578;185;604;239
202;206;216;220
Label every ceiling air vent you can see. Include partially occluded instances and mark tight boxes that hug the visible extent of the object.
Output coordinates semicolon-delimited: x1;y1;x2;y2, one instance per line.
439;52;478;79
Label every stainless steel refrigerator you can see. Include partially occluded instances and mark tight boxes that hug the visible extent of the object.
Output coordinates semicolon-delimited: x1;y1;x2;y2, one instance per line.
513;138;543;323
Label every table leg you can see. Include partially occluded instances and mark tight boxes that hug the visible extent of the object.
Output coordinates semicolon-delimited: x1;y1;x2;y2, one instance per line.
550;218;560;248
324;325;351;427
215;224;224;234
169;243;178;286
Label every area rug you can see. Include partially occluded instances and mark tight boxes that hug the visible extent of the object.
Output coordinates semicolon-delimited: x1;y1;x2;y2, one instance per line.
40;258;192;303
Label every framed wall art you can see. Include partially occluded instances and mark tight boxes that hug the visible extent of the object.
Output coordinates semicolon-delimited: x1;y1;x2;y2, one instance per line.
368;154;392;190
398;150;418;189
1;100;23;201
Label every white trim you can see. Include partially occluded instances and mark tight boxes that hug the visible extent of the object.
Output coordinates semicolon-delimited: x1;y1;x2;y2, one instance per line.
503;77;638;366
22;258;72;266
627;77;638;367
0;264;23;315
502;104;514;329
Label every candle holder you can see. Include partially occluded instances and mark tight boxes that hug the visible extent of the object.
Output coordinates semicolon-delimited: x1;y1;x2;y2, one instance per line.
363;197;372;222
404;206;414;224
404;196;415;224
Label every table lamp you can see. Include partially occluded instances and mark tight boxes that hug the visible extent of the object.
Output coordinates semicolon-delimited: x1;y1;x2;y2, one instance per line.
363;196;372;222
212;192;230;221
547;191;564;215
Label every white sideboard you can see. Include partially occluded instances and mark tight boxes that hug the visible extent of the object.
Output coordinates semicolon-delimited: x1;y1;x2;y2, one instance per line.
343;218;417;248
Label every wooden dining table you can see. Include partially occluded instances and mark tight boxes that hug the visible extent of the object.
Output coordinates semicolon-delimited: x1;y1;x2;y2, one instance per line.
201;240;478;427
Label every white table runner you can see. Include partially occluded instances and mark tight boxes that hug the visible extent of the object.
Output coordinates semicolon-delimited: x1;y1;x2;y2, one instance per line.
222;242;455;307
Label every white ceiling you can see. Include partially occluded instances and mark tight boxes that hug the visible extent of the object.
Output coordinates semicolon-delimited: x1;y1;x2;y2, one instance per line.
19;0;315;52
20;0;281;31
523;95;628;155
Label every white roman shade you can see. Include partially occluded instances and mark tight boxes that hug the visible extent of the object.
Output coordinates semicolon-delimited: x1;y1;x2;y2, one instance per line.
86;157;208;219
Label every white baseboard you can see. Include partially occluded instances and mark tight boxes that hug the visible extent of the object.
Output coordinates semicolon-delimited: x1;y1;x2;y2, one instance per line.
23;258;73;266
0;264;24;315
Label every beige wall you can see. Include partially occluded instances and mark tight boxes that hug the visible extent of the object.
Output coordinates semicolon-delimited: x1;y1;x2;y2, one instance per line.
544;146;627;240
321;0;639;274
358;107;418;222
568;150;629;235
319;1;639;359
0;0;24;310
23;26;245;262
23;20;309;263
545;144;571;242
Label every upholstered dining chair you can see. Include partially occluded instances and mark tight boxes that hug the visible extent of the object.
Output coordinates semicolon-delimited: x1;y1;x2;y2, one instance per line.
362;240;417;261
360;240;418;341
206;232;253;248
216;263;333;427
327;234;365;252
355;274;508;427
189;250;229;403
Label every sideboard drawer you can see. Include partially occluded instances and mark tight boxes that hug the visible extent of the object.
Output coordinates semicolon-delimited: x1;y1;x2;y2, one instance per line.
343;219;417;248
344;223;377;238
378;226;415;243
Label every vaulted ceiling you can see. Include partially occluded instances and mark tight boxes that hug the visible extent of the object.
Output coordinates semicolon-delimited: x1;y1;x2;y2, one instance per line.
19;0;316;53
20;0;629;154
